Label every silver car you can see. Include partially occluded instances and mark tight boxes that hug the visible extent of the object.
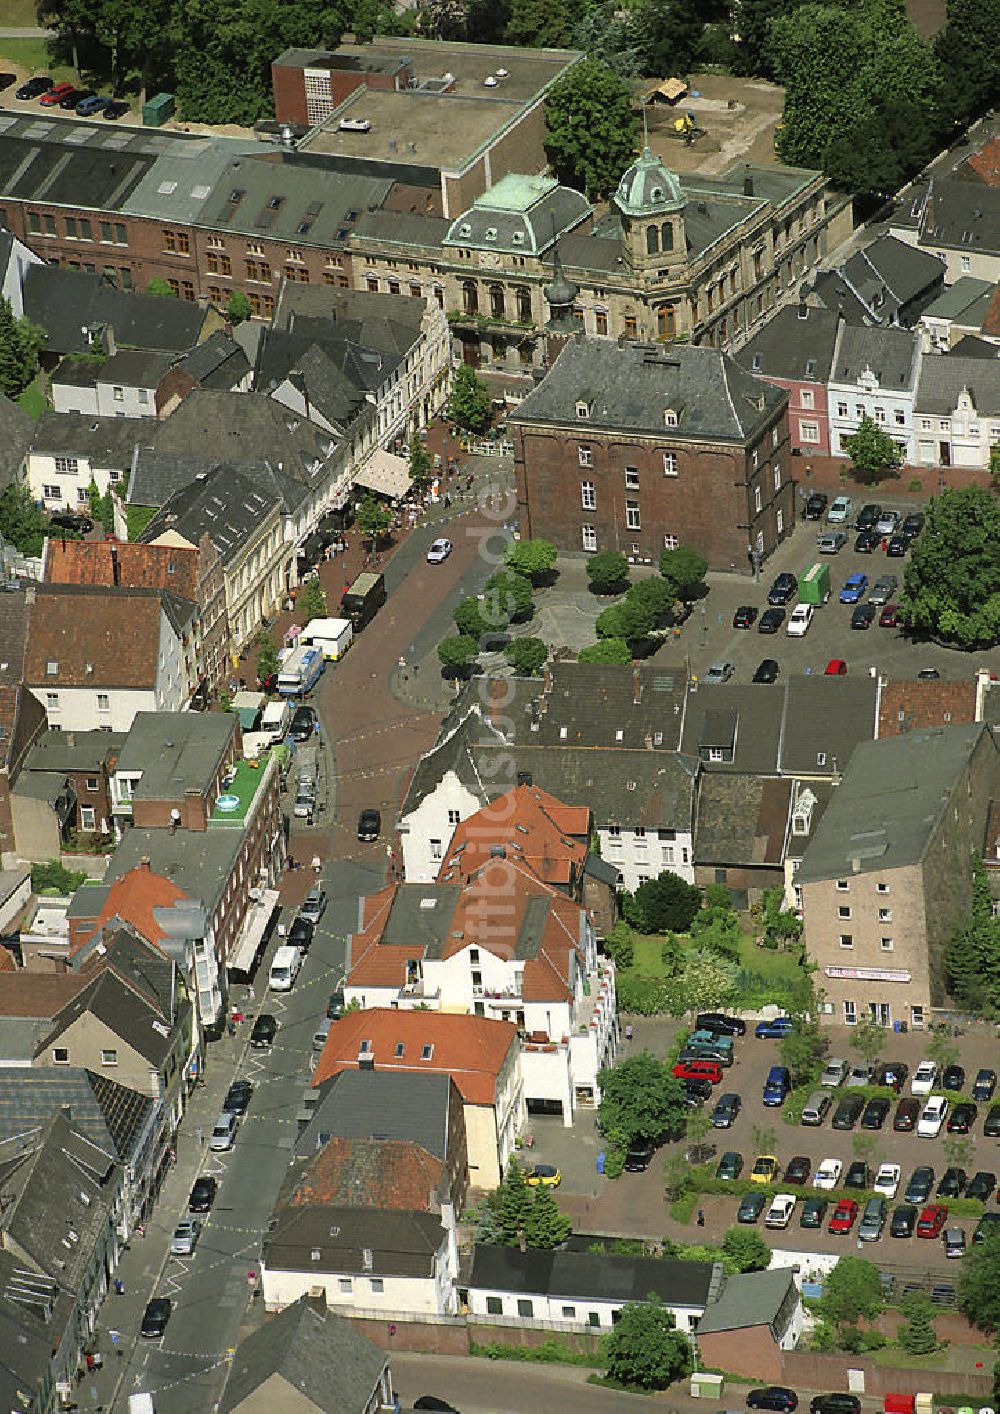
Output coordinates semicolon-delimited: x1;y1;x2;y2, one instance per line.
705;661;735;684
170;1216;202;1256
209;1111;238;1151
299;888;327;925
858;1196;887;1242
869;574;898;606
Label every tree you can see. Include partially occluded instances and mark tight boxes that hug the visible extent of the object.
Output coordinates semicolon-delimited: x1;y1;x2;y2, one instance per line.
898;1294;938;1355
992;441;1000;490
945;857;1000;1014
505;538;557;584
959;1228;1000;1332
523;1184;572;1248
454;596;490;640
601;1295;692;1389
721;1225;771;1273
32;859;87;894
145;277;177;297
934;0;1000;129
596;604;626;640
614;593;657;644
0;480;51;556
900;486;1000;650
408;433;432;488
570;5;642;77
597;1050;688;1146
779;1012;827;1087
356;494;392;547
579;638;632;664
634;0;706;76
0;297;44;400
485;569;534;621
659;545;707;598
420;0;471;39
586;549;630;594
226;290;251;325
675;949;738;1012
506;0;574;46
685;1104;713;1164
849;1014;885;1067
842;416;903;485
437;634;480;673
447;363;491;433
731;0;795;77
623;871;701;934
544;59;638;201
819;1255;884;1326
497;1157;532;1244
505;637;547;674
627;576;675;621
256;630;280;681
298;576;328;621
604;921;634;970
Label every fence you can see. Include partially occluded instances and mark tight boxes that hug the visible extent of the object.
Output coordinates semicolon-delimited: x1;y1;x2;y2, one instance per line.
467;439;513;457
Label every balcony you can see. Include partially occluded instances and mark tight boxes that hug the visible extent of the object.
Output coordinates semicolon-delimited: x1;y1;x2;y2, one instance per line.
209;754;274;828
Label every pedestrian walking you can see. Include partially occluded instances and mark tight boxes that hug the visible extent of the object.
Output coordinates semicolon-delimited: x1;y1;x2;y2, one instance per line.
113;1278;125;1296
697;1209;706;1228
312;855;322;876
196;1126;203;1147
625;1023;633;1042
109;1330;121;1358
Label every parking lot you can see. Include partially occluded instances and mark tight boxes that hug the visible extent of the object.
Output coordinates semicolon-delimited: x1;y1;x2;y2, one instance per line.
536;1016;1000;1273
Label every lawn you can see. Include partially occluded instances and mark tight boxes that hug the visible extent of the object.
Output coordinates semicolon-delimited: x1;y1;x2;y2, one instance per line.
17;379;48;419
621;920;807;1010
0;0;46;27
0;37;74;82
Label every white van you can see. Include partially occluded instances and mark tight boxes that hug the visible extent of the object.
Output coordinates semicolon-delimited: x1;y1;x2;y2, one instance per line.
269;945;302;992
129;1397;155;1414
261;700;291;744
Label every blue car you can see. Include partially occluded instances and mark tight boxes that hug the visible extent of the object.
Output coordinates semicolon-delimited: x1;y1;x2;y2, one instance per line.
76;94;112;117
839;573;868;604
755;1016;794;1039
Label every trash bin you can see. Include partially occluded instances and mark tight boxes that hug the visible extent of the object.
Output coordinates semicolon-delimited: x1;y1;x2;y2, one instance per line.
596;1150;606;1175
893;1020;901;1033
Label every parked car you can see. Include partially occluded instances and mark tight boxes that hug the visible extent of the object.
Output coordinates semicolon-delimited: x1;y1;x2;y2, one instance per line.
917;1203;948;1238
947;1102;977;1134
711;1093;742;1128
824;658;847;676
890;1204;917;1238
941;1064;965;1092
800;1091;832;1126
696;1013;747;1037
59;87;90;109
250;1013;278;1049
326;989;345;1020
813;1158;843;1190
854;529;879;553
911;1060;939;1095
76;93;112;116
210;1111;238;1151
859;1196;887;1242
917;1096;949;1137
875;509;900;536
828;1197;859;1234
288;916;314;953
188;1176;218;1213
903;1166;935;1204
624;1139;656;1172
786;603;814;637
222;1080;253;1115
783;1155;812;1186
170;1217;202;1256
826;495;853;523
803;493;828;520
845;1063;875;1088
753;658;780;683
886;535;909;557
299;888;327;925
874;1163;901;1198
16;76;53;100
0;73;16;91
747;1389;798;1412
839;573;868;604
39;81;76;106
832;1094;864;1130
851;603;876;629
877;1061;908;1092
810;1390;860;1411
525;1165;561;1188
672;1059;723;1085
902;511;925;538
758;608;786;634
967;1171;996;1202
749;1155;781;1184
869;574;898;605
844;1160;870;1190
893;1097;920;1131
426;537;453;563
103;99;130;119
313;1017;332;1052
140;1297;172;1338
685;1077;713;1104
357;808;381;841
705;660;735;684
972;1068;997;1101
800;1198;828;1229
860;1097;890;1130
715;1150;744;1181
879;604;900;627
817;531;848;554
937;1167;967;1198
290;706;317;741
733;605;758;629
944;1226;966;1259
855;503;882;531
767;573;797;605
754;1016;793;1039
985;1105;1000;1137
737;1191;766;1223
49;511;94;533
765;1194;797;1229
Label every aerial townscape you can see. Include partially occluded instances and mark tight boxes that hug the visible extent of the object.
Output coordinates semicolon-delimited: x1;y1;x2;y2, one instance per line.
0;1;999;1412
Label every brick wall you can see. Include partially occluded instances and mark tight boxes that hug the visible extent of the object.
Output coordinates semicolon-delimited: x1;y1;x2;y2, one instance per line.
271;63;308;126
792;456;993;500
698;1326;784;1383
776;1349;992;1400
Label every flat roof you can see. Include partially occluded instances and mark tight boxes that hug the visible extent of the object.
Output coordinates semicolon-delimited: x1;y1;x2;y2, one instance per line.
115;711;235;799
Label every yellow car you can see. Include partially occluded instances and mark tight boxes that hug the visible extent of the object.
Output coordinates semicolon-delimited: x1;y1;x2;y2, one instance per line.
525;1164;561;1188
749;1155;780;1185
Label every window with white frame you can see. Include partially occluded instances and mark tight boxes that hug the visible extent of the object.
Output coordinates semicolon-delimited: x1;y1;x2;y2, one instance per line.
754;485;762;513
582;524;597;552
880;937;893;951
773;465;781;491
578;444;592;467
662;451;677;476
624;466;640;488
799;421;820;443
80;806;96;830
800;389;814;409
43;483;60;499
837;402;848;417
54;457;79;476
839;934;853;949
625;500;640;529
843;1000;857;1025
663;533;678;549
581;480;596;509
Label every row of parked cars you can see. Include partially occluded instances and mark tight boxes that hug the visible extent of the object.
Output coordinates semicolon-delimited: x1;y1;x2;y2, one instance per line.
2;72;129;119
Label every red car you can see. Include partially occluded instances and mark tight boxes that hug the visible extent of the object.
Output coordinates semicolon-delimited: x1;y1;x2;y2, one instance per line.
672;1059;723;1086
879;604;899;627
824;658;847;676
733;605;758;629
917;1204;948;1238
828;1198;859;1234
39;81;75;106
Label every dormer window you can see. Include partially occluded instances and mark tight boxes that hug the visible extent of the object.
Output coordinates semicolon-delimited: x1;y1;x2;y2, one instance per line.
752;354;762;371
576;400;591;419
458;223;472;238
663;408;678;427
485;227;497;241
512;231;525;245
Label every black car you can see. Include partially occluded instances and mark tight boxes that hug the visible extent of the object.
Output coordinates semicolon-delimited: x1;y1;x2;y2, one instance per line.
287;916;314;952
326;989;345;1020
886;534;909;557
937;1167;967;1198
974;1213;1000;1244
753;658;780;683
624;1139;656;1172
188;1175;218;1213
800;1197;828;1229
942;1064;966;1092
103;100;130;119
737;1191;766;1223
973;1068;997;1101
967;1171;996;1202
903;1165;935;1204
733;605;758;629
856;504;882;532
758;607;786;634
711;1092;742;1128
804;492;828;520
357;808;381;842
49;511;94;534
413;1399;459;1413
902;511;925;538
861;1097;890;1130
59;87;90;109
894;1097;920;1131
0;73;16;91
15;76;52;100
890;1204;917;1237
140;1297;172;1338
697;1013;747;1037
685;1077;712;1104
810;1396;860;1414
986;1106;1000;1138
844;1160;870;1190
716;1150;743;1181
250;1012;277;1048
854;530;879;553
832;1094;864;1130
223;1079;253;1115
767;573;797;606
784;1155;812;1186
877;1061;908;1092
850;603;876;630
748;1389;798;1411
947;1102;977;1134
290;706;317;742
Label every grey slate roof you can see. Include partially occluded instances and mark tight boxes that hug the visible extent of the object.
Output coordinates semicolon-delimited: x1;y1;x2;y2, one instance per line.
263;1205;444;1278
22;728;125;775
138;464;280;564
297;1069;457;1159
512;337;785;443
0;393;35;491
443;174;590;256
680;684;783;773
253;334;371;429
694;774;793;866
519;661;688;751
73;925;177;1017
96;348;173;388
696;1266;795;1334
830;323;920;390
920;276;994;321
836;234;944;324
949;334;1000;359
400;702;506;818
37;968;185;1068
735;306;840;384
921;176;1000;257
23;265;207;356
0;1066;153;1162
27;410;142;466
171;330;251;390
470;1246;718;1308
218;1296;387;1414
797;722;992;883
114;710;235;797
914;352;1000;414
108;824;241;916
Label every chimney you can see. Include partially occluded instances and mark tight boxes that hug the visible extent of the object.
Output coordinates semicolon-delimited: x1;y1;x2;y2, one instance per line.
61;1105;72;1122
743;164;754;197
140;856;151;871
851;856;861;873
66;732;75;748
632;668;643;704
110;542;120;587
542;665;553;695
306;1288;327;1315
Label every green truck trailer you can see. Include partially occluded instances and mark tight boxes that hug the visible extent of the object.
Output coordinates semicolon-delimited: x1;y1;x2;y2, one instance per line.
797;562;831;604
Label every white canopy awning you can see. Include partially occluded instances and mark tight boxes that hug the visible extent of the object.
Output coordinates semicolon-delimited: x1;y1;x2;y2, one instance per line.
226;888;280;974
354;449;410;501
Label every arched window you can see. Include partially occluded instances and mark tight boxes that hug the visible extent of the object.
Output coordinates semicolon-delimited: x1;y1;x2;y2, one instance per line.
657;306;676;339
661;221;674;252
516;287;531;322
490;285;505;320
462;280;478;316
646;224;659;255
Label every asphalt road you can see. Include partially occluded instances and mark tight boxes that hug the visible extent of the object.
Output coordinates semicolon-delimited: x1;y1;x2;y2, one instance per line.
391;1350;662;1413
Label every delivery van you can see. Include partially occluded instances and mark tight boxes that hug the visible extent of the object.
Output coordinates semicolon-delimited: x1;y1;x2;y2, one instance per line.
269;945;302;992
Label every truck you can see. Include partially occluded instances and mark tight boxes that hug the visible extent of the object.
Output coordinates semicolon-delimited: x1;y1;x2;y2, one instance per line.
276;644;325;697
340;571;386;631
797;562;831;605
301;616;353;661
260;699;291;743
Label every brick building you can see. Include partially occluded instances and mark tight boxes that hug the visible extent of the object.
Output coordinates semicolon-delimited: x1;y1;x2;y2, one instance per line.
11;727;124;860
0;588;46;869
510;335;792;570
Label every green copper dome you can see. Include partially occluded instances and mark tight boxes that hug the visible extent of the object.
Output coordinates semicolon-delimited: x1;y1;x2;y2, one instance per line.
615;146;684;216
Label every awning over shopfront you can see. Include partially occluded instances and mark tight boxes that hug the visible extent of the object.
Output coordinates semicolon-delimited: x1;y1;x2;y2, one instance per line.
227;888;280;975
354;449;410;501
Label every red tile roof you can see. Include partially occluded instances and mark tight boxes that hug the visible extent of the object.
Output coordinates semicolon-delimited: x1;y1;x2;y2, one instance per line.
878;679;978;738
284;1137;444;1211
25;587;169;689
312;1008;518;1106
437;783;590;888
982;286;1000;339
45;538;199;600
967;137;1000;188
71;862;189;951
0;973;88;1017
